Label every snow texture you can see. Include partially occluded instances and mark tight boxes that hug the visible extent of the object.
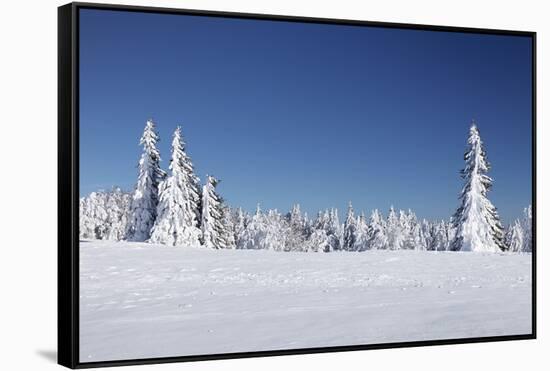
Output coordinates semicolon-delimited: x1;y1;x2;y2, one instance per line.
80;240;532;362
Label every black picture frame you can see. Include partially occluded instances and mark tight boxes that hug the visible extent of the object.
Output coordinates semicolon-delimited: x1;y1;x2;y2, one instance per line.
58;2;537;369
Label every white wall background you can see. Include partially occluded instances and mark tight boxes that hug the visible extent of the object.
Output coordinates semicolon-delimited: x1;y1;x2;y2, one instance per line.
0;0;546;370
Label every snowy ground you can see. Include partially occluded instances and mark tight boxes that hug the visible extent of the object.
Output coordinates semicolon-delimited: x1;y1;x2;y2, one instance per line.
79;240;532;362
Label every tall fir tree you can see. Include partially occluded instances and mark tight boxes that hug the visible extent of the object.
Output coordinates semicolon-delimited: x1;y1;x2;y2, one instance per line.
126;119;166;241
149;126;201;246
451;123;505;252
200;175;228;249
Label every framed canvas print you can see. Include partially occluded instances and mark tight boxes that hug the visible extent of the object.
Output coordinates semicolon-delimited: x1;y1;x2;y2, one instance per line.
58;2;536;369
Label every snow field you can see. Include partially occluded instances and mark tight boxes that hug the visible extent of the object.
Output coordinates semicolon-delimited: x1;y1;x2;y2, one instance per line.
79;240;532;362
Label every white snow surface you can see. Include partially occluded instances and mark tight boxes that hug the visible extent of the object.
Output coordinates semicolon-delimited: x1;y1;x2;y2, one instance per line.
80;240;532;363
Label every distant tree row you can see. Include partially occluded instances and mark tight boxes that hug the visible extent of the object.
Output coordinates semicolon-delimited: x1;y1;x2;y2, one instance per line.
79;120;533;253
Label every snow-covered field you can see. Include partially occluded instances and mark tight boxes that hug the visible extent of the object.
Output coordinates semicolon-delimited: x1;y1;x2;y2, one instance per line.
79;240;532;362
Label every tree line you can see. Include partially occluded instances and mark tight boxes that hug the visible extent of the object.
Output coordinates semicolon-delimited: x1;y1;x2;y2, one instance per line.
80;120;532;253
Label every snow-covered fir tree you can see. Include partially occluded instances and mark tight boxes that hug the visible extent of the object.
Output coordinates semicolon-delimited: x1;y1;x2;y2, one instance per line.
233;207;250;249
80;191;108;239
305;229;331;252
79;192;107;240
285;204;308;251
444;220;456;251
368;209;388;250
239;204;267;250
451;123;505;252
80;188;131;240
105;188;131;240
328;208;343;251
265;209;289;251
420;219;435;251
221;205;237;249
386;206;404;250
399;210;417;250
200;175;228;249
305;211;332;252
354;212;371;251
408;212;425;251
149;126;202;247
343;202;357;251
505;220;524;253
126;120;166;242
433;221;448;251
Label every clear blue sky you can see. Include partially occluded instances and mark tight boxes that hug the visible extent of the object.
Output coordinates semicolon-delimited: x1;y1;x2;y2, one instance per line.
79;8;532;224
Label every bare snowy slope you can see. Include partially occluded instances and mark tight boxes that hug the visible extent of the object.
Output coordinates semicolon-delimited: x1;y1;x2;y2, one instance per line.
80;240;532;362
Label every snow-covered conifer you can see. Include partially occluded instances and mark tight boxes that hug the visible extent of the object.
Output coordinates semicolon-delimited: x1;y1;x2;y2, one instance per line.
221;205;237;249
80;191;108;239
149;126;201;246
421;219;436;251
432;221;447;251
126;120;166;242
354;212;370;251
368;209;387;250
285;204;307;251
451;123;505;252
234;208;250;249
445;220;456;251
387;206;404;250
343;202;357;251
240;205;267;250
328;208;343;251
265;209;288;251
400;210;419;250
200;175;228;249
505;220;524;253
305;229;331;252
313;210;329;231
105;187;131;240
80;188;131;240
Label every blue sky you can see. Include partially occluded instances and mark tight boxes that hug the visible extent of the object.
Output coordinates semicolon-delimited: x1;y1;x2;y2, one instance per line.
79;9;532;224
